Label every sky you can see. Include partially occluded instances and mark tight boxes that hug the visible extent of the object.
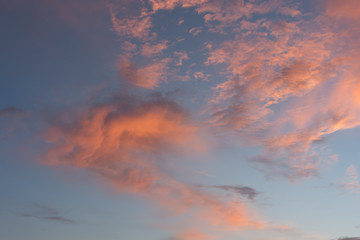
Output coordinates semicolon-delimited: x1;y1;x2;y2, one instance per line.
1;0;360;239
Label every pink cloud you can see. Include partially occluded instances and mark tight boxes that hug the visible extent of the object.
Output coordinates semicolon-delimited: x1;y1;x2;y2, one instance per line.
189;27;203;36
326;0;360;19
203;3;360;180
148;0;206;11
105;0;360;183
174;230;215;240
121;41;137;53
193;71;210;81
174;51;189;66
43;96;266;230
117;57;171;89
141;41;169;57
337;165;360;193
196;0;297;27
148;0;180;11
109;8;152;40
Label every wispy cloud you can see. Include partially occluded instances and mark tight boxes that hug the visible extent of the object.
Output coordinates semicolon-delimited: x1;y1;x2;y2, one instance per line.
208;185;260;201
336;165;360;193
117;57;171;89
337;238;360;240
17;0;360;238
200;0;360;181
189;27;203;36
174;51;189;66
43;94;265;229
109;7;152;40
171;229;215;240
141;40;169;57
19;204;76;224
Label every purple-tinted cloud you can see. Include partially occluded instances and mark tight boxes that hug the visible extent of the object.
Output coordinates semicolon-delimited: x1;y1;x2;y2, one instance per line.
210;185;260;201
0;107;27;118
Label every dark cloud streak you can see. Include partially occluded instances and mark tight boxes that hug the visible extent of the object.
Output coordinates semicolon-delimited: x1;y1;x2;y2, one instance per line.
338;238;360;240
19;204;76;224
210;185;260;201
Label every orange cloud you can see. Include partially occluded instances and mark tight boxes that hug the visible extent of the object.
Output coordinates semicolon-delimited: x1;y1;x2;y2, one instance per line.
43;95;265;231
174;230;215;240
148;0;207;11
203;2;360;180
105;0;360;184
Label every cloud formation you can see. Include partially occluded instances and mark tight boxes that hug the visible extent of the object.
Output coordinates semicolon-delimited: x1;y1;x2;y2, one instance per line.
110;7;153;40
172;230;214;240
19;204;76;224
44;94;264;229
209;185;260;201
117;58;171;89
326;0;360;19
141;41;169;58
336;165;360;193
201;0;360;180
28;0;360;237
338;238;360;240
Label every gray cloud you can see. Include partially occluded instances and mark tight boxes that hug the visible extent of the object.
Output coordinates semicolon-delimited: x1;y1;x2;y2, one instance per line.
210;185;260;201
19;204;76;224
0;106;27;118
338;238;360;240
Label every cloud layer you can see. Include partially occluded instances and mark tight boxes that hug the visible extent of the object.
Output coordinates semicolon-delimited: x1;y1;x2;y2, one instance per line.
31;0;360;238
44;95;264;230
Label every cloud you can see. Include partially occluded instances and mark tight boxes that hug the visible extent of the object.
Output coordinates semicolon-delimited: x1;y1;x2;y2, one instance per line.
148;0;205;11
189;27;203;36
43;94;265;229
109;8;152;40
195;0;301;32
172;230;215;240
336;165;360;193
174;51;189;66
209;185;260;201
202;0;360;180
117;57;171;89
146;0;300;32
338;238;360;240
19;204;76;224
196;0;247;24
121;41;137;53
141;41;169;57
326;0;360;19
0;107;27;118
